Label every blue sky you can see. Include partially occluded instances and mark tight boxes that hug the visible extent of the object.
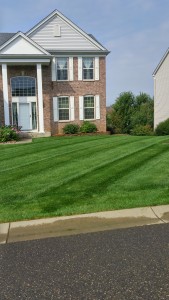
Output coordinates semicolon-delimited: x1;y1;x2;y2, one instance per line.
0;0;169;105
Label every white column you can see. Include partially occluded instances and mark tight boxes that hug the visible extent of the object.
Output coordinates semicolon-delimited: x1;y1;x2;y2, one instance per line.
37;64;44;133
2;64;10;125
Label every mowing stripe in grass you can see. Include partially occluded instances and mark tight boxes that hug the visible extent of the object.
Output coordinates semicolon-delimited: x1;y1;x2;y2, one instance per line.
0;136;165;191
0;136;168;200
1;135;169;222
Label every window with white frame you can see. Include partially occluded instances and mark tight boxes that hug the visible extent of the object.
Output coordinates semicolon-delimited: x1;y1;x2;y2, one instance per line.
11;76;36;96
84;96;95;119
57;58;68;80
83;57;94;80
58;96;69;120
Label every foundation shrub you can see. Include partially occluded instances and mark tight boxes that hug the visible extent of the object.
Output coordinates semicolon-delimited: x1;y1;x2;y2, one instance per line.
0;125;21;142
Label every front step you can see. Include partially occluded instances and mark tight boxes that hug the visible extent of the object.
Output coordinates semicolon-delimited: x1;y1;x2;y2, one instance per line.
19;131;51;139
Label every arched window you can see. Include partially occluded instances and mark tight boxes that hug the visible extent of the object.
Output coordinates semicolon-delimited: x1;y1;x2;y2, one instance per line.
11;76;36;97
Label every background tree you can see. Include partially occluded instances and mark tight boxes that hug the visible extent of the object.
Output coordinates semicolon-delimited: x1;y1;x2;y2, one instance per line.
107;92;154;135
131;93;154;128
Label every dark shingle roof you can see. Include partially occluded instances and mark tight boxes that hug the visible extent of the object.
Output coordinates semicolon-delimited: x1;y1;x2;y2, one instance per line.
0;33;15;47
88;34;109;52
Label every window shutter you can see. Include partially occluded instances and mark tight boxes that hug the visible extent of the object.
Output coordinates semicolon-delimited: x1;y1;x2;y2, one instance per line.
53;97;58;121
95;57;99;80
51;57;56;81
79;96;84;120
95;95;100;119
78;57;82;80
70;96;75;121
69;57;74;81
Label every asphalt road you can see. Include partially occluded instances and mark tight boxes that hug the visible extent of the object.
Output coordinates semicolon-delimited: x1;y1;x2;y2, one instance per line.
0;223;169;300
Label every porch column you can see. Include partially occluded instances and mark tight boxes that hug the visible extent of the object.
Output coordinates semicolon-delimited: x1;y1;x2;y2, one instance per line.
2;64;10;125
37;63;44;133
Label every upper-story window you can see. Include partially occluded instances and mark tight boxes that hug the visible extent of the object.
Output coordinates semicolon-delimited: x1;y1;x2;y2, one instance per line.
57;58;68;80
83;57;94;80
11;76;36;96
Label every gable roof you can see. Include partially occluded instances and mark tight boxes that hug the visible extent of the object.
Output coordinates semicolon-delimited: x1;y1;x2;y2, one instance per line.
153;48;169;76
0;33;15;46
27;9;108;53
0;31;51;56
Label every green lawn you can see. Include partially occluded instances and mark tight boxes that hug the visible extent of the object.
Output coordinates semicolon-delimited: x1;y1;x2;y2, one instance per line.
1;135;169;222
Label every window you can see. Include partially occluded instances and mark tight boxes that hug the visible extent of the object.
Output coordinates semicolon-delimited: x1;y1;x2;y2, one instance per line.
57;58;68;80
11;76;36;96
84;96;94;119
58;97;69;120
12;103;18;126
83;57;94;80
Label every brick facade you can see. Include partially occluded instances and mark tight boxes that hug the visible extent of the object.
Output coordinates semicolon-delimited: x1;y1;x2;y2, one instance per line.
0;57;106;135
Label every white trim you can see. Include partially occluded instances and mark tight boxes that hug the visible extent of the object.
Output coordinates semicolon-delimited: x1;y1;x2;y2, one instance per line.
2;64;10;125
0;32;51;56
69;57;74;81
79;96;84;120
26;10;106;51
70;96;74;121
78;57;82;80
0;59;50;64
37;64;44;133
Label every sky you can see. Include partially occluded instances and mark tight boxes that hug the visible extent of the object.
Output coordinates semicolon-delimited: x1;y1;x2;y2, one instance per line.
0;0;169;105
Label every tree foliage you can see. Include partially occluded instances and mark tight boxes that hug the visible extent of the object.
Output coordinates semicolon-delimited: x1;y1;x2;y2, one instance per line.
107;92;154;135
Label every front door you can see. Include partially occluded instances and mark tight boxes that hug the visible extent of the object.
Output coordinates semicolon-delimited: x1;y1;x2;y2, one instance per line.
11;76;37;131
19;103;31;130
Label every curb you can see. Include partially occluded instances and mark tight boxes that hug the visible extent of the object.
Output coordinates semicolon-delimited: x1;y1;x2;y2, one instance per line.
0;205;169;244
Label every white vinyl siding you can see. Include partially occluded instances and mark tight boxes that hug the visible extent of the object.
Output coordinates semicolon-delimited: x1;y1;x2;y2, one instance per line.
154;53;169;128
29;15;99;51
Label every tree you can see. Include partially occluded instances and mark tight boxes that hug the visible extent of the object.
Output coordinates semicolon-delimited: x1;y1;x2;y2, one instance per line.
131;93;154;128
107;92;154;135
113;91;135;133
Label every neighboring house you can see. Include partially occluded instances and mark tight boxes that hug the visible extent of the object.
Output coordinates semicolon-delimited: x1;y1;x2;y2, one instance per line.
0;10;109;136
153;48;169;128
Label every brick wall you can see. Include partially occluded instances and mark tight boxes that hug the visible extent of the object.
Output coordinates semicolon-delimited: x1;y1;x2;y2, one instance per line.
0;56;107;134
42;56;107;134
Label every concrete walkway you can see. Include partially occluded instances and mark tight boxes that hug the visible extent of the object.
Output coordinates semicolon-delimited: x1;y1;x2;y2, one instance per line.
1;205;169;244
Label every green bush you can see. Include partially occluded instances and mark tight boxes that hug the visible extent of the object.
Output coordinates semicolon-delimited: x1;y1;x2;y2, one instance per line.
80;121;97;133
155;118;169;135
63;124;79;134
0;125;21;142
131;124;153;136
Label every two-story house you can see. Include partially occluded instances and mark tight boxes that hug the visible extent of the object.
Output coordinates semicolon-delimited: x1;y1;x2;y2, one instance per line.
0;10;109;136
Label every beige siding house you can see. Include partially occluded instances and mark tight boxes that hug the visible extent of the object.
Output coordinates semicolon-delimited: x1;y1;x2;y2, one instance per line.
153;49;169;128
0;10;109;136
